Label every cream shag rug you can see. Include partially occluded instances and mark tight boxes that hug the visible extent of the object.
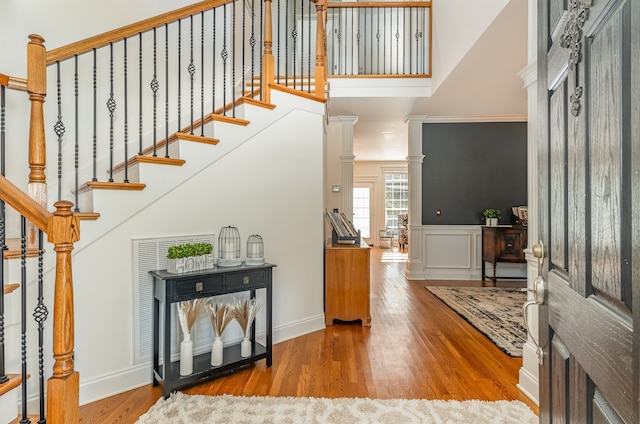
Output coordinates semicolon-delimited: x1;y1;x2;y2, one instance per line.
137;392;537;423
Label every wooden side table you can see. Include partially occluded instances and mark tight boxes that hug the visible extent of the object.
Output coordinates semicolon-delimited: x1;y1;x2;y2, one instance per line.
324;239;371;326
481;226;527;286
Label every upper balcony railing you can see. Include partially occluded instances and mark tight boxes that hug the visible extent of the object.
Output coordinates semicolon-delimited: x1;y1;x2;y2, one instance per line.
326;1;431;77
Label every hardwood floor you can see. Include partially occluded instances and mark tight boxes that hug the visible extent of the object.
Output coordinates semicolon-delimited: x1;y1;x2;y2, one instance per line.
79;245;538;423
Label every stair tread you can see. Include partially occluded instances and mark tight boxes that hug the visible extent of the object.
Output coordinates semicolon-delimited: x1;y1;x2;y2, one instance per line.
175;132;220;145
134;155;186;166
85;181;146;191
0;374;23;397
3;283;19;295
3;239;40;259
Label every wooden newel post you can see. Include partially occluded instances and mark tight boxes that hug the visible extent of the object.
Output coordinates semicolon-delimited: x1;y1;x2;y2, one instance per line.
314;0;326;98
47;200;80;424
262;0;274;103
27;34;48;248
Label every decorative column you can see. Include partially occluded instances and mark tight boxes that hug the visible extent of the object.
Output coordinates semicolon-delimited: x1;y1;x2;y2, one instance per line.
338;116;358;218
516;0;539;405
403;115;427;280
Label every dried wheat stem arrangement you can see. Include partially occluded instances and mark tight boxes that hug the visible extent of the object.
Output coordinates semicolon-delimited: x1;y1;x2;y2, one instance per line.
177;298;209;338
207;302;234;337
232;298;261;338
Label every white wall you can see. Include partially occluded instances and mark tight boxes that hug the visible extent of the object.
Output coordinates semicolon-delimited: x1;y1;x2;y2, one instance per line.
2;1;327;407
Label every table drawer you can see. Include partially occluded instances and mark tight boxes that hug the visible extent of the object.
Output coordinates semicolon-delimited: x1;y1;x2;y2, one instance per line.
173;276;223;301
224;270;266;290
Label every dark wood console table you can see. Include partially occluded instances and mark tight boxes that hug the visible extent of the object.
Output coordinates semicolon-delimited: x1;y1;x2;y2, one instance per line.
150;263;275;398
481;226;527;286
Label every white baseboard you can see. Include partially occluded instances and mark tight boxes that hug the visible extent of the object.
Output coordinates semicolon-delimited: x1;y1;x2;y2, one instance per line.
273;314;326;343
73;314;326;406
424;269;482;280
518;342;539;405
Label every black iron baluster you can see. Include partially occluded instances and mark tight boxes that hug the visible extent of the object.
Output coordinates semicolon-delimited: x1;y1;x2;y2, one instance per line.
259;0;263;99
232;0;236;117
34;230;47;424
242;0;246;100
124;38;130;181
178;20;183;135
54;62;65;199
395;8;400;74
250;0;256;98
222;4;228;116
165;24;170;156
188;16;196;132
292;0;297;90
409;8;414;74
356;10;360;75
361;7;366;74
285;0;289;86
350;8;354;76
107;42;116;182
212;12;216;112
0;85;7;386
93;49;98;180
300;0;312;93
422;8;427;74
74;56;80;210
376;8;381;75
201;12;205;135
306;0;310;90
19;216;27;424
151;28;159;157
139;34;143;156
337;6;342;74
277;0;281;84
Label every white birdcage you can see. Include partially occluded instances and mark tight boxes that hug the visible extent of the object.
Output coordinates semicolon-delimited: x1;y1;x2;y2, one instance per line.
217;226;241;267
245;235;264;266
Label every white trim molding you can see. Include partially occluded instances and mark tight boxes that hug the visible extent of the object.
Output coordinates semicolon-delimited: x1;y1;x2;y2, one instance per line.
406;225;528;281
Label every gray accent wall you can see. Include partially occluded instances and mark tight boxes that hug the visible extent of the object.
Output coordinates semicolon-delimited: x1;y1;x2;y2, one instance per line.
422;122;527;225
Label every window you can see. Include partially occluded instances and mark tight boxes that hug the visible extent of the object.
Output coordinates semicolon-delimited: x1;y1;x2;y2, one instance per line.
385;173;408;231
353;186;371;238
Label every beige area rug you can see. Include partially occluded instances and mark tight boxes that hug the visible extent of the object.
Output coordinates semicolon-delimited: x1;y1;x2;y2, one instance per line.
137;392;537;423
425;287;527;357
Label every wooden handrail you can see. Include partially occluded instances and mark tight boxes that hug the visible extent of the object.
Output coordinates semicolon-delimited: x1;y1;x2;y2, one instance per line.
327;1;432;8
0;175;51;231
0;73;28;91
46;0;233;64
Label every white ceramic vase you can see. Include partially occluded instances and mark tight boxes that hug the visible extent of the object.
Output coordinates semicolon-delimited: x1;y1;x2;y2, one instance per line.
211;336;224;366
180;335;193;376
240;337;252;358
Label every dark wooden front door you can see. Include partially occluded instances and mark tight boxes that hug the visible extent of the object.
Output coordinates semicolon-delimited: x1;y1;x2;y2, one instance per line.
537;0;639;422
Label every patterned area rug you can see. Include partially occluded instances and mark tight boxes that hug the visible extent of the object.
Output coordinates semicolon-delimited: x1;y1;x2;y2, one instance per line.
425;287;527;357
137;392;537;423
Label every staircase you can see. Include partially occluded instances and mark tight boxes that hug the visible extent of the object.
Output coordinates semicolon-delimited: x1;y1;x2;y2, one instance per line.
0;0;434;421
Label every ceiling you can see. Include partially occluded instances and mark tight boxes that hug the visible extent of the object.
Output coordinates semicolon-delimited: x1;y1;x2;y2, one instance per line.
326;0;529;161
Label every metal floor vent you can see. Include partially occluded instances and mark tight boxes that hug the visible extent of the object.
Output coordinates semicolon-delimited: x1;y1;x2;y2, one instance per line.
132;234;216;364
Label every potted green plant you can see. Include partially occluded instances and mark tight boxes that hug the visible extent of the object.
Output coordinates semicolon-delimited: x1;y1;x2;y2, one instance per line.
167;242;215;273
482;209;501;227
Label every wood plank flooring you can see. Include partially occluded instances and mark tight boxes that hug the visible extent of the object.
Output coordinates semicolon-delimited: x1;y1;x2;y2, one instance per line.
79;246;538;423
